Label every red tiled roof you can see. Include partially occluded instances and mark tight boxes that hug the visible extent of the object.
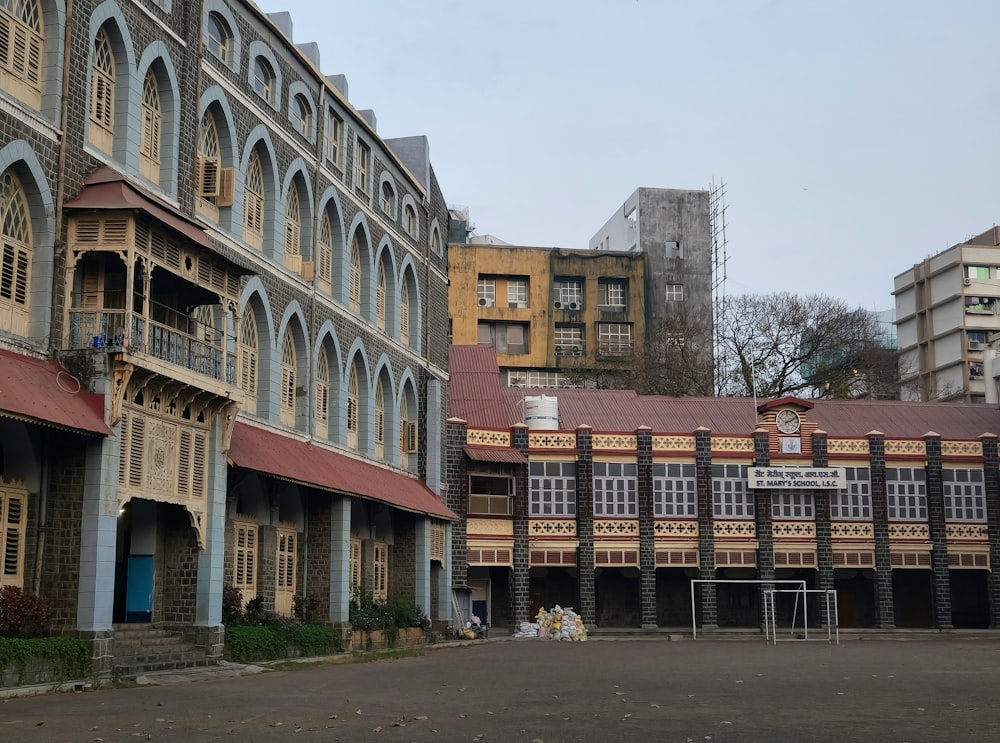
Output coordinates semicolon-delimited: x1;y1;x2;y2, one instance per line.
64;166;212;249
448;345;1000;439
0;350;110;435
464;445;527;463
228;422;455;520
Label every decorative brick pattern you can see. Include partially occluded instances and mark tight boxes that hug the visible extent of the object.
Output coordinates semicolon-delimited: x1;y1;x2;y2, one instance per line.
636;429;656;628
695;429;717;628
466;429;511;447
983;437;1000;628
652;435;696;452
575;428;595;625
924;436;953;629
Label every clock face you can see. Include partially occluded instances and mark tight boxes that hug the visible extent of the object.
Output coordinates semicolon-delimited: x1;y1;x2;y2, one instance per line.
775;409;800;435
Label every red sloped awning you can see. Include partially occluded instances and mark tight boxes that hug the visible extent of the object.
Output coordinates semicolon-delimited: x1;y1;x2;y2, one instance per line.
63;166;212;249
0;350;110;435
464;445;526;463
228;422;455;520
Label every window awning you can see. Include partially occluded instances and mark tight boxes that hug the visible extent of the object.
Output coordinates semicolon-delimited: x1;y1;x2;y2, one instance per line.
63;166;212;250
0;350;110;435
464;445;526;464
228;422;456;520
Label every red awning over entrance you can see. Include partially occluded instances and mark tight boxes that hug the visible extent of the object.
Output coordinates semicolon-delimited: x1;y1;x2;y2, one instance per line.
228;422;455;520
0;350;110;435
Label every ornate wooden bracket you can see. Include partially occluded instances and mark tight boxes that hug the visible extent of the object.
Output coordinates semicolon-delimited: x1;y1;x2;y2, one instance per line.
110;362;136;426
220;400;240;453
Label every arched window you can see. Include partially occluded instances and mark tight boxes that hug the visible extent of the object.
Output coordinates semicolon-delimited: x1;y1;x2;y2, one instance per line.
346;365;358;450
376;263;386;332
404;204;417;238
196;111;223;211
252;56;274;104
0;0;43;107
89;27;115;152
244;150;264;250
380;181;394;217
349;236;362;313
206;11;232;64
279;329;295;427
430;226;442;256
374;382;385;460
315;351;329;439
284;187;300;269
139;71;162;183
292;93;311;137
239;309;258;414
0;170;32;336
317;212;333;292
400;281;410;347
400;395;416;466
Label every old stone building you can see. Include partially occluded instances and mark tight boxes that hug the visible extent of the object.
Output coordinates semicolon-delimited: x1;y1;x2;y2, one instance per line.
0;0;453;675
449;345;1000;633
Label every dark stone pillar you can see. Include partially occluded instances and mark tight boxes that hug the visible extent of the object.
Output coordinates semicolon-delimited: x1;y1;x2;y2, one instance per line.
869;432;895;628
754;429;774;631
511;424;530;626
925;434;953;629
982;435;1000;628
576;425;596;627
813;431;834;595
695;428;716;629
445;418;469;588
636;427;657;629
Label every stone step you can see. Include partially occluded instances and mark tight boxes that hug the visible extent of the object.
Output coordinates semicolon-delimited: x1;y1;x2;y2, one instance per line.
111;625;216;679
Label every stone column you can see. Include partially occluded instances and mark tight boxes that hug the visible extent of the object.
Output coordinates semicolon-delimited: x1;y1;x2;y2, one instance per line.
194;419;227;659
925;433;953;629
868;431;895;628
328;496;352;626
812;430;834;592
695;427;716;629
444;418;469;588
636;427;656;629
511;423;530;625
980;434;1000;628
576;425;595;627
754;428;774;631
414;516;432;623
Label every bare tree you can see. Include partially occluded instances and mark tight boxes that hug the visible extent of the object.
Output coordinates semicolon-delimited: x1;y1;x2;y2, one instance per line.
716;293;900;399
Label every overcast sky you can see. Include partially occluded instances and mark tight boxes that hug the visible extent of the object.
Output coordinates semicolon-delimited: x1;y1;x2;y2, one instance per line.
257;0;999;311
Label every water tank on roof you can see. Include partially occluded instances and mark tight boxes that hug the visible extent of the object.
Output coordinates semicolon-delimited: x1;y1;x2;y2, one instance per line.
524;394;559;430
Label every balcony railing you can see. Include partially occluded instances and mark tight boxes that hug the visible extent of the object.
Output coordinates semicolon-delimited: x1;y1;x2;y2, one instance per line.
67;309;236;385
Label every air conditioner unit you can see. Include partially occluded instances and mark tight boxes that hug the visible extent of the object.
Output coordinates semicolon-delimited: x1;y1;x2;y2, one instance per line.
964;278;972;286
568;302;579;310
572;345;581;355
969;341;984;350
478;297;488;306
554;301;563;309
555;345;563;355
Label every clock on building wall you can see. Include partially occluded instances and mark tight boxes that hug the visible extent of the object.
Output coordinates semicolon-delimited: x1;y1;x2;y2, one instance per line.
775;409;801;435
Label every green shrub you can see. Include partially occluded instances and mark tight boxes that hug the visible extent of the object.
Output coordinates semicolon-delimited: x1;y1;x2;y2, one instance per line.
0;636;90;684
222;585;244;626
290;623;340;656
225;625;289;663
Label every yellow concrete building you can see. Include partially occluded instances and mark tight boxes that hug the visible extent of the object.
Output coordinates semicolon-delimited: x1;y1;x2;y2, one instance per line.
448;244;648;387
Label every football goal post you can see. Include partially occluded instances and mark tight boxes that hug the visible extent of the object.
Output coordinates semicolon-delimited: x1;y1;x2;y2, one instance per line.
763;588;839;645
689;579;807;640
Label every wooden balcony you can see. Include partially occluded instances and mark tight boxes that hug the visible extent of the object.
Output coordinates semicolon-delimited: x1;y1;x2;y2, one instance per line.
67;309;236;387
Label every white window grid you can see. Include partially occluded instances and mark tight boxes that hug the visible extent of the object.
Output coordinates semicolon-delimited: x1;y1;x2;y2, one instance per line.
593;461;638;517
600;279;627;308
943;468;986;522
507;370;578;388
554;280;583;306
598;323;633;355
653;462;697;517
831;466;872;520
554;326;583;346
325;110;343;165
477;277;495;307
508;278;528;308
665;284;684;301
529;461;576;516
772;490;815;520
886;467;927;521
712;464;752;518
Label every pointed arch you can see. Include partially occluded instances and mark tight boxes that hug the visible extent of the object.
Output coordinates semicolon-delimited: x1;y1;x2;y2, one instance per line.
276;301;309;431
343;214;372;318
314;322;343;443
239;278;276;419
398;255;422;352
317;186;345;297
281;162;314;271
374;238;398;337
239;128;278;257
136;43;180;193
87;7;135;160
373;356;397;465
196;89;237;228
398;369;419;472
344;341;372;454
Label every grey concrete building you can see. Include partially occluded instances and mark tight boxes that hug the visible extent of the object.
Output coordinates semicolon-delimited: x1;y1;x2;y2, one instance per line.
588;188;714;390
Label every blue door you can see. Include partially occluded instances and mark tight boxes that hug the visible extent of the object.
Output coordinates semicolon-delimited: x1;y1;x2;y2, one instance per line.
125;555;154;623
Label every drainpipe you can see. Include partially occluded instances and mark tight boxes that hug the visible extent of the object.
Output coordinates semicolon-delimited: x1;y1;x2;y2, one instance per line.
32;436;50;596
51;0;75;355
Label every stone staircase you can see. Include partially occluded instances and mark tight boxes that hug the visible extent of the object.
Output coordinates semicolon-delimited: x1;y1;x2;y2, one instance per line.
112;624;217;679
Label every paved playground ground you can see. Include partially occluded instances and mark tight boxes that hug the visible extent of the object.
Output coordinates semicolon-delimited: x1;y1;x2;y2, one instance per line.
3;636;1000;742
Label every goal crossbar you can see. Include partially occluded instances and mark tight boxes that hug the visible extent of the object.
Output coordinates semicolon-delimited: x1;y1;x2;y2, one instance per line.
689;579;807;640
763;588;839;645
